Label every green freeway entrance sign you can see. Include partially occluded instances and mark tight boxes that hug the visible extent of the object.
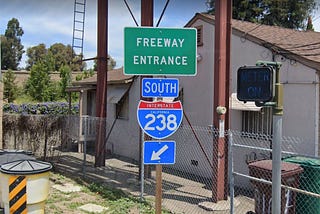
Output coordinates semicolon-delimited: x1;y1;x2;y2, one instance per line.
124;27;197;76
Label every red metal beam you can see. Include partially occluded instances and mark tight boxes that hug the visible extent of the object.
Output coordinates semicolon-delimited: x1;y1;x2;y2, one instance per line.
139;0;154;179
141;0;153;26
95;0;108;167
212;0;232;202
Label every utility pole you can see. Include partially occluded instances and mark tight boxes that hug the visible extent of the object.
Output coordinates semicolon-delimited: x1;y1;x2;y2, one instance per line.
95;0;108;167
212;0;232;202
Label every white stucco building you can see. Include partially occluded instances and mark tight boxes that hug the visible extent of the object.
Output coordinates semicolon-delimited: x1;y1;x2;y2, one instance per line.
184;13;320;157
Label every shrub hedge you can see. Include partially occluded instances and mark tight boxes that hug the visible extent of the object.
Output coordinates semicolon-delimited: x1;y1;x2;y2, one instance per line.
3;102;79;115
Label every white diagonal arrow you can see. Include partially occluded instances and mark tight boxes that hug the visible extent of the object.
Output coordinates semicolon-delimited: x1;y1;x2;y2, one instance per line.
151;144;169;161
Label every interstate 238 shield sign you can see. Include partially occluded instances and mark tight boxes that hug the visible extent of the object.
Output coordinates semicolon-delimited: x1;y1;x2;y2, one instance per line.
137;100;183;139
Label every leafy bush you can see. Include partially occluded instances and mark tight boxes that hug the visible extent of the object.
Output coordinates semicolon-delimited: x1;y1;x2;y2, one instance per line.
25;62;59;102
3;69;18;102
3;102;79;115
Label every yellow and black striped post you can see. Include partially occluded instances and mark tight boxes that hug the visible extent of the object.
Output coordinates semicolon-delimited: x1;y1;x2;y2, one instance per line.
9;175;27;214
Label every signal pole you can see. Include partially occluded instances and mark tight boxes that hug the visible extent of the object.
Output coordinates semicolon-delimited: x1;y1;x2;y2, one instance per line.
256;61;283;214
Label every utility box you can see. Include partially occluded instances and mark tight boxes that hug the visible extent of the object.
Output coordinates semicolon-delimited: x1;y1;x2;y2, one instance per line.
0;159;52;214
248;160;303;214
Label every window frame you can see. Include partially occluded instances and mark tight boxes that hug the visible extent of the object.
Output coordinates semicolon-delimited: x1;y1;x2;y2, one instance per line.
116;94;129;120
195;25;203;47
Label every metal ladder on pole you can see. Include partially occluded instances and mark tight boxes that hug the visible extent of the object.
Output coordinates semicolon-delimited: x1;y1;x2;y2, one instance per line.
72;0;86;61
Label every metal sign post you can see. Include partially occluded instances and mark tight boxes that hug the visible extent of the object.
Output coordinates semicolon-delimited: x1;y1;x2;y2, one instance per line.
155;164;162;214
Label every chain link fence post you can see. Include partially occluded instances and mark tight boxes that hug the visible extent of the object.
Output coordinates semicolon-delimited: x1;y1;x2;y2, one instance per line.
228;130;234;214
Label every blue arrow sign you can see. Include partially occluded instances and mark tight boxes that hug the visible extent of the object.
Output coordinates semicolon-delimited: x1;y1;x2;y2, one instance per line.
137;100;183;139
142;78;179;98
144;141;176;164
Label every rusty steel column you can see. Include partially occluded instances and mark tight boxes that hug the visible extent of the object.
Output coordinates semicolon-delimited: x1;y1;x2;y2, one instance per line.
95;0;108;167
212;0;232;202
140;2;157;209
141;0;153;26
224;0;232;200
139;0;154;179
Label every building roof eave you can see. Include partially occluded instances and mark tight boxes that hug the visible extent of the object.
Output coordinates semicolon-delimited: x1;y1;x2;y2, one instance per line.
187;13;320;71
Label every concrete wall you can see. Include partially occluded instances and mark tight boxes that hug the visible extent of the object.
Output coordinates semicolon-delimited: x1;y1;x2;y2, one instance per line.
1;70;84;87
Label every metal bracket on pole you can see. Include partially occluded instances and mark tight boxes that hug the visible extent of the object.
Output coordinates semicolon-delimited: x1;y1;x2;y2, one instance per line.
255;60;283;114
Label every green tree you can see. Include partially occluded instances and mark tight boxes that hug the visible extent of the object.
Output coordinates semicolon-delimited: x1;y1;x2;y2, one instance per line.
75;69;95;81
306;15;314;31
71;53;86;71
93;54;116;71
220;0;318;30
3;69;18;102
48;43;72;71
25;62;52;102
59;65;72;99
231;0;263;23
262;0;317;29
26;43;86;71
26;43;47;70
48;43;85;71
1;18;24;70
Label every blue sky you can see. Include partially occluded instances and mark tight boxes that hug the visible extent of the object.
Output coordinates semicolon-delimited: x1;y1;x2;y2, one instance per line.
1;0;320;69
0;0;207;69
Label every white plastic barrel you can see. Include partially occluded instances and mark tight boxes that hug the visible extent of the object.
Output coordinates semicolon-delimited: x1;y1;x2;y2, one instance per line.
0;149;35;209
0;159;52;214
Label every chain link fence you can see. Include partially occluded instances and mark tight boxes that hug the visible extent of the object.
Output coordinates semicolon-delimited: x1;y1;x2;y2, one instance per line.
229;130;320;214
3;114;320;213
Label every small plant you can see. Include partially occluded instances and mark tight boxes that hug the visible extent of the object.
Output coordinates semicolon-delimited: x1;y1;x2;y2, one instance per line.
68;202;83;210
88;182;127;201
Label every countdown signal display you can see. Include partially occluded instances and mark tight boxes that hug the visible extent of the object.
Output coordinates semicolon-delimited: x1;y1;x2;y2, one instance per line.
237;66;274;102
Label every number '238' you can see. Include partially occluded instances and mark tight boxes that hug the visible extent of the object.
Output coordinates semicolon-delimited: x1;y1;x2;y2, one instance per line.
144;113;177;131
